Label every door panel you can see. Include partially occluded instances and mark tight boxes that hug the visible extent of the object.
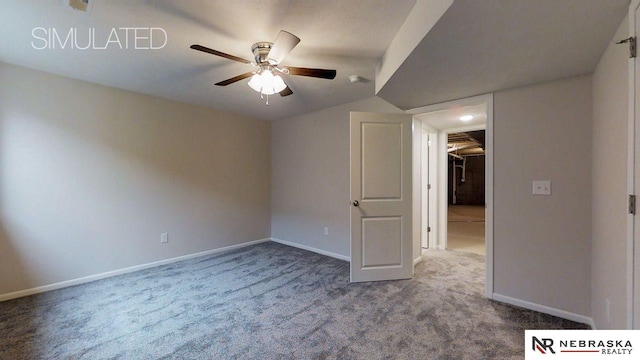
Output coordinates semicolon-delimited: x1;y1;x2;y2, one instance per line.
362;217;402;267
350;112;412;283
362;123;403;200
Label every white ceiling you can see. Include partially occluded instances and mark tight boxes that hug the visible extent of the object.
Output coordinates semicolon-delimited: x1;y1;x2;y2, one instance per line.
417;103;486;130
0;1;631;121
378;0;630;110
0;0;416;121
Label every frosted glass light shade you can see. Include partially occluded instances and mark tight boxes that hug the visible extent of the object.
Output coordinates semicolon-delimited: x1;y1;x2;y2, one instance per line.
247;70;287;96
261;70;275;93
248;74;262;92
273;75;286;93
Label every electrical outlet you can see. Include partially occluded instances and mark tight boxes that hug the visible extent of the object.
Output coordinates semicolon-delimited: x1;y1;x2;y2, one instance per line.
532;180;551;196
160;232;168;244
324;227;329;236
605;299;611;323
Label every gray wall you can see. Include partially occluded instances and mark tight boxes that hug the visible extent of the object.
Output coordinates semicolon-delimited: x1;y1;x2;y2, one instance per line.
271;97;402;258
0;62;271;296
493;75;592;316
591;15;628;329
273;81;594;318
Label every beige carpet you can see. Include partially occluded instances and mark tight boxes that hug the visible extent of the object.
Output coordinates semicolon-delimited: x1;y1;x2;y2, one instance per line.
448;205;485;255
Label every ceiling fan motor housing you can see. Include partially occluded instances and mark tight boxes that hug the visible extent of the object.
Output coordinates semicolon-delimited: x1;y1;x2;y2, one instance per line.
251;42;274;65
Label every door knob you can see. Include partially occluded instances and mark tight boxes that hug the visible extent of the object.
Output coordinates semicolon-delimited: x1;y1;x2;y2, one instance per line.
353;200;359;207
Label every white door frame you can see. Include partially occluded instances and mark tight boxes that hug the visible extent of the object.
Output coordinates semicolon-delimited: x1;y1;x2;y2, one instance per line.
421;123;438;250
408;93;494;299
628;0;639;330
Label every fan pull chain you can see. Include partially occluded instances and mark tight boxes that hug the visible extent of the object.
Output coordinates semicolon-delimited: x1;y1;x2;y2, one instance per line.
259;89;269;106
258;87;270;106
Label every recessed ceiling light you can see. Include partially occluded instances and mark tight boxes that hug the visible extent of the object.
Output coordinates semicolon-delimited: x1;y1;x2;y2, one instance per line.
459;115;474;122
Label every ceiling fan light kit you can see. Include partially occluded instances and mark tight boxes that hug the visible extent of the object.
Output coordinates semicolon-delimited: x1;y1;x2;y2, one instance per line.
247;67;287;95
190;30;336;106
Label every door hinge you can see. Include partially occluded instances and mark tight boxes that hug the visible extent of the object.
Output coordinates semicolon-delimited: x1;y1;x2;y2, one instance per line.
427;184;432;190
617;37;636;58
630;195;636;215
427;226;431;232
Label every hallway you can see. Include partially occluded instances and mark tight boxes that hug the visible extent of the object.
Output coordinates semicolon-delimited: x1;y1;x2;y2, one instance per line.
447;205;485;255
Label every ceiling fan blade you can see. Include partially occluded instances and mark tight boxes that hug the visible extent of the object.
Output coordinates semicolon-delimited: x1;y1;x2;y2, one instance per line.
190;44;253;65
279;87;293;97
267;31;301;65
215;72;255;86
286;67;337;79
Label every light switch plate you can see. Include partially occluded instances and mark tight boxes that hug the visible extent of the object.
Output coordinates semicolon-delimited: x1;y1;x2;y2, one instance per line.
532;181;551;196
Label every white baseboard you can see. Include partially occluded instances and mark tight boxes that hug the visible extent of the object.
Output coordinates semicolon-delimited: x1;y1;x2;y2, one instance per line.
0;238;270;302
270;237;350;262
414;256;423;266
492;293;594;327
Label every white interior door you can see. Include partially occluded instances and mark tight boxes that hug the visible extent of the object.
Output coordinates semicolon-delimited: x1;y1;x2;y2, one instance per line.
350;112;412;283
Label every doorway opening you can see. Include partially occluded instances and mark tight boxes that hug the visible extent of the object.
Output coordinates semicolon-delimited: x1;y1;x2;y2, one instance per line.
447;130;485;255
410;93;493;298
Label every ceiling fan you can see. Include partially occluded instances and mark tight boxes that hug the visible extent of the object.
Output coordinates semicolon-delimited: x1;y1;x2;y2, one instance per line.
190;31;337;104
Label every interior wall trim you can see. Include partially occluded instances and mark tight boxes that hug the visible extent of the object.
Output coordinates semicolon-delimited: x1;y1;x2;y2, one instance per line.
413;255;423;266
492;293;594;327
627;0;640;330
0;238;271;302
270;237;350;262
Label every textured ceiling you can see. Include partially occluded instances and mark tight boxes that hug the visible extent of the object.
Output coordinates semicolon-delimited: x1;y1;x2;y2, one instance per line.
377;0;630;110
417;103;487;130
0;1;631;120
0;0;416;121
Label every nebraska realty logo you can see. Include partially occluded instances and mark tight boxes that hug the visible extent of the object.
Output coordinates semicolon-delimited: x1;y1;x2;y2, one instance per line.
525;330;639;359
